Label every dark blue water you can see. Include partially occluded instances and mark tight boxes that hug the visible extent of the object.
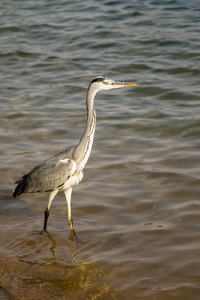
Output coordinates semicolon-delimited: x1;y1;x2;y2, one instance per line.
0;0;200;299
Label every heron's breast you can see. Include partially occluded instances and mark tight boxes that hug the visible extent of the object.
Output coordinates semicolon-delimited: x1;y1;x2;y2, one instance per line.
59;170;83;191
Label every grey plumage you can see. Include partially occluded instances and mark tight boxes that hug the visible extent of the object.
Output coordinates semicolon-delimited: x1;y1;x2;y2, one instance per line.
13;147;75;196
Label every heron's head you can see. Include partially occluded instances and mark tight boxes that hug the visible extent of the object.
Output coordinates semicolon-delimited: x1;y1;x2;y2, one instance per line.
88;76;137;93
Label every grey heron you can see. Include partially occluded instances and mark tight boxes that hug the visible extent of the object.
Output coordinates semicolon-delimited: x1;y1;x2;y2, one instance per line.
13;76;137;238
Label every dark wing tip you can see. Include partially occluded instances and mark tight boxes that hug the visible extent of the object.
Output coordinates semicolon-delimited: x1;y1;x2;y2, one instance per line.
13;189;18;198
13;174;28;198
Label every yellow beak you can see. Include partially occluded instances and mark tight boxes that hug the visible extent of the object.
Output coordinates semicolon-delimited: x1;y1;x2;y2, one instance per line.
112;81;138;87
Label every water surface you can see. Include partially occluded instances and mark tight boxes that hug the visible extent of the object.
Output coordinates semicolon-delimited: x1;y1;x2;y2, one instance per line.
0;0;200;299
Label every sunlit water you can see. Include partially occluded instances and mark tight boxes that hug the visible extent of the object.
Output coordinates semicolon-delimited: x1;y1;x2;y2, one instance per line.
0;0;200;299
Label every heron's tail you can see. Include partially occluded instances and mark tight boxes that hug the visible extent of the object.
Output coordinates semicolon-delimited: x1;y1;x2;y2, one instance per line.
13;175;28;198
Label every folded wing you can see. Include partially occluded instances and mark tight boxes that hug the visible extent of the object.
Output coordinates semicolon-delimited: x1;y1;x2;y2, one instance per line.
13;158;76;197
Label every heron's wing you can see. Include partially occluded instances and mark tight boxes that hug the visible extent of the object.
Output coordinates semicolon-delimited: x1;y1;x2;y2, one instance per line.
16;158;76;194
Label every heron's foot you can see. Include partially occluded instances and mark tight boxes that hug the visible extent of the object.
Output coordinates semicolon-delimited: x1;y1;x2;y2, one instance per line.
69;230;81;243
39;229;46;235
68;218;80;242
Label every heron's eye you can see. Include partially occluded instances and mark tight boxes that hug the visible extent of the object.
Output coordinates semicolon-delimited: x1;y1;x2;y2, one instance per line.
103;80;110;85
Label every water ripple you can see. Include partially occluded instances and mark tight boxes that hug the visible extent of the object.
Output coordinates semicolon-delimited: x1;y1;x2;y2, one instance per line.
0;0;200;299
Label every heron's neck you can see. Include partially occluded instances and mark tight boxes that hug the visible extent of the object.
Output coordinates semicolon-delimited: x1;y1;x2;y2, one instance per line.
74;87;97;164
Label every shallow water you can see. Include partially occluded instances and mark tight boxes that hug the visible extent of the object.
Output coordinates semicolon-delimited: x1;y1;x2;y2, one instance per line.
1;0;200;299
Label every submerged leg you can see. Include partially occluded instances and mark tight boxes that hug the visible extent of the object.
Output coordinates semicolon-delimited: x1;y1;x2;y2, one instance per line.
41;189;59;233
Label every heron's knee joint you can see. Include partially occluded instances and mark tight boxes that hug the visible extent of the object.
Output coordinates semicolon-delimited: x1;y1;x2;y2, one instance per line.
68;218;74;231
45;208;49;218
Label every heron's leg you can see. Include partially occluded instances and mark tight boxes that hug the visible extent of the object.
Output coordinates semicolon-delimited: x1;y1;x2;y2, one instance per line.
64;188;74;231
43;189;59;232
64;188;80;242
